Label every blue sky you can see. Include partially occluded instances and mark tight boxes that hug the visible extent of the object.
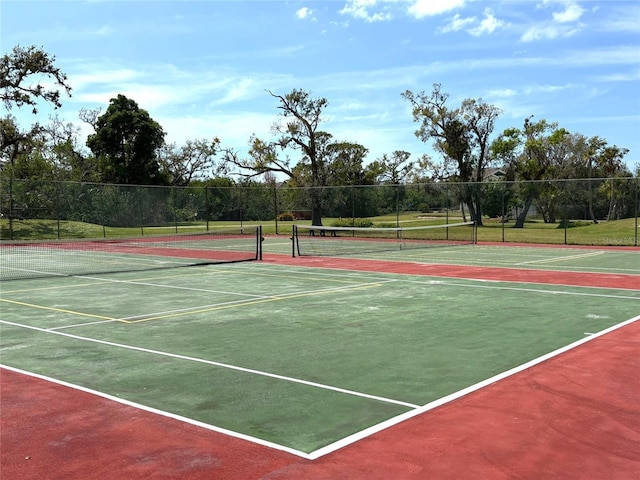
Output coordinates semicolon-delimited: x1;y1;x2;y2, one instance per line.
2;0;639;171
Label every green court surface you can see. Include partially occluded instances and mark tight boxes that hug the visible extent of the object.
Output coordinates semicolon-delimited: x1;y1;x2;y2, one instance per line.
1;242;639;457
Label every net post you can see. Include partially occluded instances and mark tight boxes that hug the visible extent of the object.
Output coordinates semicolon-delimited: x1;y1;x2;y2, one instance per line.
292;225;297;258
258;225;263;260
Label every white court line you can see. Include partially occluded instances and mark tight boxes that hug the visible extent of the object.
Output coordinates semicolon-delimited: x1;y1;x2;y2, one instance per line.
0;319;419;411
394;255;640;274
307;314;640;459
405;279;640;300
50;319;118;331
75;275;271;298
516;250;605;265
117;297;274;322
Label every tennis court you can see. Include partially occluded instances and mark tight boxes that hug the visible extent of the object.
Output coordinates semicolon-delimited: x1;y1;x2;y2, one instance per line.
1;229;639;478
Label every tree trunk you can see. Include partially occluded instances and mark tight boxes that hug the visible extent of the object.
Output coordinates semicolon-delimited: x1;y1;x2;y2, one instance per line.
472;187;483;226
607;181;616;220
460;202;467;222
310;188;323;226
514;197;534;228
467;201;478;226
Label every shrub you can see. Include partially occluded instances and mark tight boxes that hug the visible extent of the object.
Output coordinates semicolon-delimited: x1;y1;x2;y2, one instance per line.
278;212;294;221
332;217;374;228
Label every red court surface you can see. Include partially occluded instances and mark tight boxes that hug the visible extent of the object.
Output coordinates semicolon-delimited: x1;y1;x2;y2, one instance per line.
2;258;639;479
265;252;640;290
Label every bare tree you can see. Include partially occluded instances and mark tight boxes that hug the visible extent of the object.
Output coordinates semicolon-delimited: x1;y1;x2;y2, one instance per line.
225;89;330;225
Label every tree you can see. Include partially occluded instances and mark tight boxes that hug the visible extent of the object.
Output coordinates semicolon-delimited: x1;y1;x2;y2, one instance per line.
491;117;569;228
225;89;331;225
402;84;501;225
270;89;329;226
325;141;370;186
1;45;76;176
596;145;630;220
41;115;99;182
0;116;44;170
370;150;414;184
320;141;372;219
86;94;167;185
158;138;222;186
1;45;72;113
1;45;72;238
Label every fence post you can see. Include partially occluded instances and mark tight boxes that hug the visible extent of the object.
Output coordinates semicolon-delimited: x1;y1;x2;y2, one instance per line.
635;177;638;247
273;181;279;235
136;187;144;235
7;175;14;240
205;186;210;231
501;182;505;243
445;183;450;225
56;182;61;239
351;185;355;225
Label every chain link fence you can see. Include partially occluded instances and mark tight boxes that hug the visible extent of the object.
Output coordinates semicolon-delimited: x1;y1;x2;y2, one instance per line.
1;177;638;246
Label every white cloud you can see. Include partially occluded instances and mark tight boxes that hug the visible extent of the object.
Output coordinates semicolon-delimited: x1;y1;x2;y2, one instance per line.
211;78;259;106
594;69;640;83
522;83;577;95
486;88;518;98
469;9;505;36
92;24;113;36
599;4;640;33
339;0;393;23
521;1;586;41
543;0;585;23
339;0;467;23
552;3;584;23
440;13;475;33
71;68;140;91
520;23;580;42
407;0;466;19
296;7;315;21
440;9;505;36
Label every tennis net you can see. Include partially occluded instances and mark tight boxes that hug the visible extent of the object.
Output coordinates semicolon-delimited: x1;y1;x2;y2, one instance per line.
293;222;475;257
0;226;262;281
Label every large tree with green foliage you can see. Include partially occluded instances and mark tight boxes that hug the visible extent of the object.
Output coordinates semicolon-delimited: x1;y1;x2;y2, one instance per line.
491;117;571;227
225;89;333;225
402;84;501;226
87;94;166;185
